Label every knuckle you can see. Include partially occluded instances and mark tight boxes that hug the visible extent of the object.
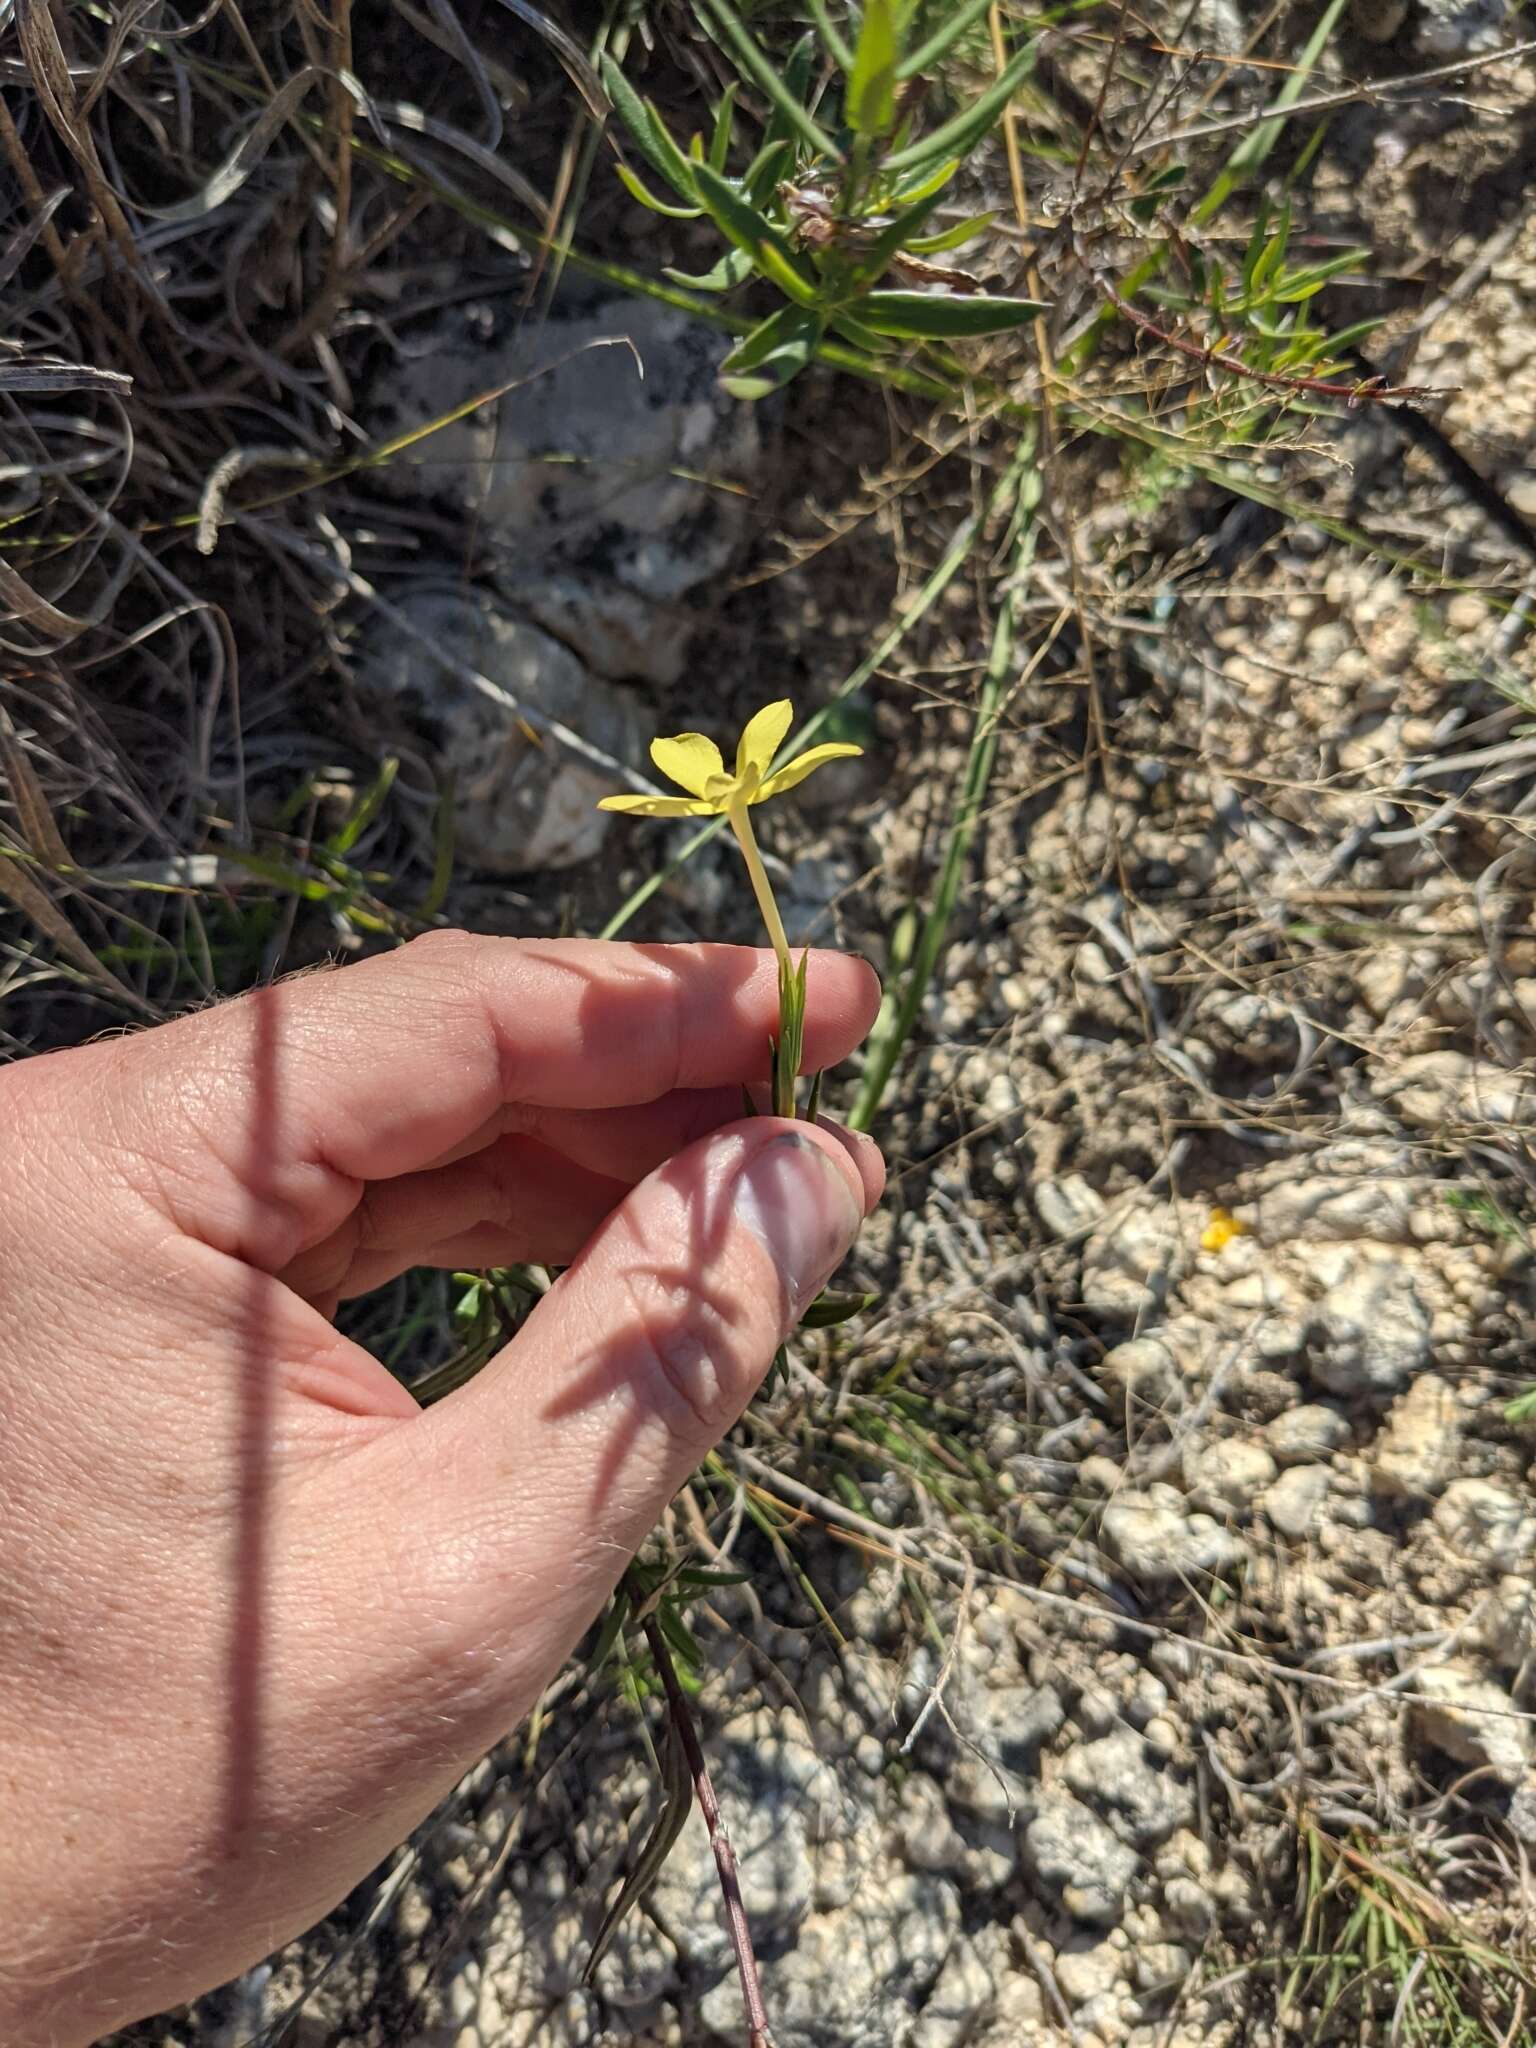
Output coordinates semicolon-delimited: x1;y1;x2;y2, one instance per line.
622;1276;743;1455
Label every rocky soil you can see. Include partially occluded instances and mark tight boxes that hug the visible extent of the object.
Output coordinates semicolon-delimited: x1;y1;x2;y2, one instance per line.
78;10;1536;2048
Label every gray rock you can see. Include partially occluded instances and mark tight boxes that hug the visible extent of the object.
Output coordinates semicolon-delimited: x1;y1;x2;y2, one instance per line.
1134;1940;1191;1994
649;1710;830;1979
1413;0;1511;55
941;1683;1065;1825
1081;1205;1180;1317
1263;1403;1350;1465
1054;1933;1126;2008
1022;1793;1140;1926
1352;0;1410;38
1161;1874;1217;1939
1260;1463;1333;1540
1100;1487;1248;1581
910;1933;997;2048
368;296;761;684
1063;1730;1193;1849
1377;1050;1524;1132
1408;1663;1531;1783
1249;1173;1416;1245
1036;1173;1107;1241
701;1870;961;2047
1101;1336;1183;1410
1432;1478;1536;1571
1373;1375;1462;1497
898;1773;969;1876
1182;1439;1278;1518
1308;1259;1431;1395
357;586;645;872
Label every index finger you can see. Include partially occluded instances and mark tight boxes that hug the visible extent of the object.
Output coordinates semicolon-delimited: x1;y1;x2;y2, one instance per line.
73;936;879;1272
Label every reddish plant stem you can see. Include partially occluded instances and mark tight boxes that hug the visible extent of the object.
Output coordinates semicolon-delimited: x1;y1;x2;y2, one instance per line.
1100;281;1445;409
639;1611;773;2048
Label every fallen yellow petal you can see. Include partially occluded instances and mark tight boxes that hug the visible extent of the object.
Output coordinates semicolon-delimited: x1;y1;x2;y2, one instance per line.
1200;1207;1250;1253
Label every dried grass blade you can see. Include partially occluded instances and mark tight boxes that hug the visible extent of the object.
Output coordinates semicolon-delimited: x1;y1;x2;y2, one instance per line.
0;704;73;869
0;559;90;642
0;185;68;293
138;66;325;223
0;851;153;1015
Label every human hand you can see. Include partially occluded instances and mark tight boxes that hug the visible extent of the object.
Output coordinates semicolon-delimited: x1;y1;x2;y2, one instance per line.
0;934;882;2046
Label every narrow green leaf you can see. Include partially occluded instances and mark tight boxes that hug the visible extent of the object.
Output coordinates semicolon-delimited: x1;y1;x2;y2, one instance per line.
586;1587;631;1673
743;137;793;207
1241;197;1273;295
898;0;993;77
766;30;822;154
691;160;821;308
906;211;995;254
583;1718;692;1979
859;288;1046;338
721;303;825;395
695;0;842;164
806;0;853;70
801;1289;878;1328
846;0;898;138
1192;0;1348;224
326;756;398;856
708;80;738;170
831;310;897;352
1319;315;1384;355
616;161;702;218
882;37;1039;176
891;156;960;204
663;247;755;292
599;54;699;203
1272;250;1371;300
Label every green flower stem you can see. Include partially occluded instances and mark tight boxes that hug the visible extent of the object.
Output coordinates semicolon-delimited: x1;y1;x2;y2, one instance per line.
729;802;792;981
729;801;804;1118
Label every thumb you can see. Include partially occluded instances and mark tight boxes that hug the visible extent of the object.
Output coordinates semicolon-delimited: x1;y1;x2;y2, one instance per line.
355;1117;881;1739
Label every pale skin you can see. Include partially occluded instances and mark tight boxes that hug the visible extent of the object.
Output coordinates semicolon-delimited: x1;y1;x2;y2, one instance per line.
0;932;884;2047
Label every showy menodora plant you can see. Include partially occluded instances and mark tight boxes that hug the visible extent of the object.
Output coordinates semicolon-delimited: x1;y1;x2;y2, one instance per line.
600;699;861;1120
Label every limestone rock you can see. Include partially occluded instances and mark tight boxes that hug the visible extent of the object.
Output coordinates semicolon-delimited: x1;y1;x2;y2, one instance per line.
1100;1487;1247;1581
357;587;644;872
1063;1730;1193;1849
1373;1375;1462;1497
368;296;761;684
1308;1259;1431;1395
1432;1478;1536;1571
1022;1793;1140;1925
1408;1663;1531;1783
1182;1439;1277;1518
1260;1464;1333;1540
1263;1402;1350;1464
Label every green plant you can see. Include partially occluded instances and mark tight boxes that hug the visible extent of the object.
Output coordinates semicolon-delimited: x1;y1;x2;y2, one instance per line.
601;0;1048;398
1283;1820;1536;2046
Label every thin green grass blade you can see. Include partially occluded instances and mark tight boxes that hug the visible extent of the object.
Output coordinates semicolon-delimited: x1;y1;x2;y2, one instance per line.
695;0;842;163
897;0;994;78
850;438;1038;1130
881;36;1038;174
1191;0;1349;224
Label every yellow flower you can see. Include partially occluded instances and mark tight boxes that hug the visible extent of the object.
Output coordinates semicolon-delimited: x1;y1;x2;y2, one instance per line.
1200;1206;1250;1253
597;700;861;818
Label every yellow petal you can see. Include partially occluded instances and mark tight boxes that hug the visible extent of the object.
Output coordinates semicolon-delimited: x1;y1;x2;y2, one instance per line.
651;732;725;797
756;742;863;803
735;700;794;783
1200;1207;1249;1253
597;792;719;816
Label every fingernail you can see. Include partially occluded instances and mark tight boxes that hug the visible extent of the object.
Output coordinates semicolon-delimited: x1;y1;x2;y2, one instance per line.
736;1133;862;1326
